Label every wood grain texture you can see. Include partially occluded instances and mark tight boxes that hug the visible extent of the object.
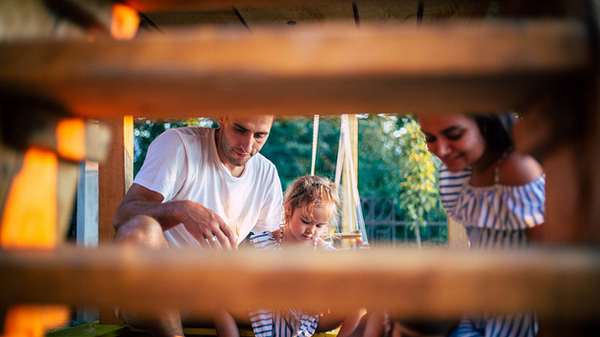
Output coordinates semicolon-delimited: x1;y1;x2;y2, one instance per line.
98;119;123;244
0;20;589;118
141;0;490;30
128;0;487;16
1;246;599;319
583;0;600;243
98;117;133;244
97;118;132;324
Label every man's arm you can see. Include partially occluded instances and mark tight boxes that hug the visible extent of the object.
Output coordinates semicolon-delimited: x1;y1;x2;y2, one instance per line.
114;183;238;249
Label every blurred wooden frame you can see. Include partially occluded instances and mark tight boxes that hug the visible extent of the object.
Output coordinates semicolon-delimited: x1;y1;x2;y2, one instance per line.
1;0;600;333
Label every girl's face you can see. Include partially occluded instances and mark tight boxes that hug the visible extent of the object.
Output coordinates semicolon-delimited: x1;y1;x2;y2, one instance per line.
285;204;332;245
419;114;486;171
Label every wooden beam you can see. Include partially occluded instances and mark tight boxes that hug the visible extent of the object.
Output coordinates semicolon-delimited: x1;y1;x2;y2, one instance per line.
0;0;76;40
128;0;489;19
510;2;600;245
44;0;113;34
98;117;133;244
0;20;589;118
1;246;599;319
97;117;132;323
235;0;490;27
141;0;489;30
446;218;468;248
588;0;600;243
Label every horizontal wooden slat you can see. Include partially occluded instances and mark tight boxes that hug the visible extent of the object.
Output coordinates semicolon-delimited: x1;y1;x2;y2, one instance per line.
0;20;589;118
1;246;599;319
140;0;489;29
128;0;490;19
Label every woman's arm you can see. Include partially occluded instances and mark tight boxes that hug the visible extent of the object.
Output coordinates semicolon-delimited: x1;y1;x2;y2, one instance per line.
316;309;367;335
336;309;367;337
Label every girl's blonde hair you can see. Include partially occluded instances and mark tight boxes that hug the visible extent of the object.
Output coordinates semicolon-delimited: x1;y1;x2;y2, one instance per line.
283;175;338;225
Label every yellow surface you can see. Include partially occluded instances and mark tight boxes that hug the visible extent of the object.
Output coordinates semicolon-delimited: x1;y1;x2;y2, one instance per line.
1;148;58;248
111;4;139;40
3;306;68;337
1;148;68;336
56;118;85;161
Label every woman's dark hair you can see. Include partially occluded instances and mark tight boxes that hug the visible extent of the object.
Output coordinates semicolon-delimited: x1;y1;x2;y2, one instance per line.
472;112;515;159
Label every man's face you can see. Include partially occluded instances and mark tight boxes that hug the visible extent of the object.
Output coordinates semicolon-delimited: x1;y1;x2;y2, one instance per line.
216;115;274;168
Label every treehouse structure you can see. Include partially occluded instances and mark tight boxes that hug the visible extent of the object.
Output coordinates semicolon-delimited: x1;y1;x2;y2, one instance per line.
0;1;599;336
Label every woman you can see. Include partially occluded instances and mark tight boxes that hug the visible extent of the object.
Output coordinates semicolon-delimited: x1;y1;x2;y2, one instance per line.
419;113;545;337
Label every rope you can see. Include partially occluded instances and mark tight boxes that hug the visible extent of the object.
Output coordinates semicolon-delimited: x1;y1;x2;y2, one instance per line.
334;115;368;245
310;114;319;176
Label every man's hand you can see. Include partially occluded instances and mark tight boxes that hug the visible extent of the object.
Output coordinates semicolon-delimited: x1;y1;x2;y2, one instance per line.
115;184;238;250
172;200;238;250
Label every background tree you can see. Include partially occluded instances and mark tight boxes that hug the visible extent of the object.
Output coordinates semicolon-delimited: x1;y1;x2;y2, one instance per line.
396;117;440;247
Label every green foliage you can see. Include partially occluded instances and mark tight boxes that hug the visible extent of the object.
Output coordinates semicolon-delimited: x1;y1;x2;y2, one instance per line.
397;117;440;229
260;117;340;190
358;115;406;201
357;115;446;226
134;118;213;176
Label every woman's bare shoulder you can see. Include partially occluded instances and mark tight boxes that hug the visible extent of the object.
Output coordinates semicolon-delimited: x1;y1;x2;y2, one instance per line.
498;152;544;186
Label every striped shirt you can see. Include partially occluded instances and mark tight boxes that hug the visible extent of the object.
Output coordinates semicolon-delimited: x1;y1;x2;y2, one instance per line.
440;167;545;232
439;166;544;337
247;231;333;337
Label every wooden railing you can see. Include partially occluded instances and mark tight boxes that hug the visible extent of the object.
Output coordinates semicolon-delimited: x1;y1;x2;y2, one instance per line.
1;245;599;319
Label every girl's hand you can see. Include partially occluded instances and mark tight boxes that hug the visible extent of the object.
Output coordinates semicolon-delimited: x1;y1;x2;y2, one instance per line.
271;228;283;242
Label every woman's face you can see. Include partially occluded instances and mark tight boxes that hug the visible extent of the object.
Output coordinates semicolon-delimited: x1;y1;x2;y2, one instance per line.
285;204;332;245
419;114;486;171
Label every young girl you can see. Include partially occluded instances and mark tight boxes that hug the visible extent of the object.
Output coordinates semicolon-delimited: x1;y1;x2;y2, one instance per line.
244;175;363;337
419;113;544;337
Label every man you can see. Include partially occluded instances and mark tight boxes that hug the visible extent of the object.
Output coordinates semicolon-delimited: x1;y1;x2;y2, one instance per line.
113;115;283;336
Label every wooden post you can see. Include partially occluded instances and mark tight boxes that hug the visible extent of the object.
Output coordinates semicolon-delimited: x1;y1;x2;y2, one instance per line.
75;160;99;323
76;161;99;247
97;116;133;323
585;0;600;243
98;116;133;244
447;218;468;249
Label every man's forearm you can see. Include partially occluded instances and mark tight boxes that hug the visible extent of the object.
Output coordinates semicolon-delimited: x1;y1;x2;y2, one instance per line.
114;199;183;230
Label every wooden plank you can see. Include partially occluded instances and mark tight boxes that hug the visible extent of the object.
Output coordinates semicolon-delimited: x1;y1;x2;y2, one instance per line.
142;10;243;30
43;0;113;34
122;116;134;192
237;0;489;26
0;0;92;41
98;118;132;244
128;0;488;19
509;1;600;245
590;0;600;243
0;246;599;319
0;20;589;118
97;117;133;323
141;0;487;29
446;218;468;248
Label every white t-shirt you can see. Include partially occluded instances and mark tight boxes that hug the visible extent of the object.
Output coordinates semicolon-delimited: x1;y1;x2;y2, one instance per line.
134;127;283;246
